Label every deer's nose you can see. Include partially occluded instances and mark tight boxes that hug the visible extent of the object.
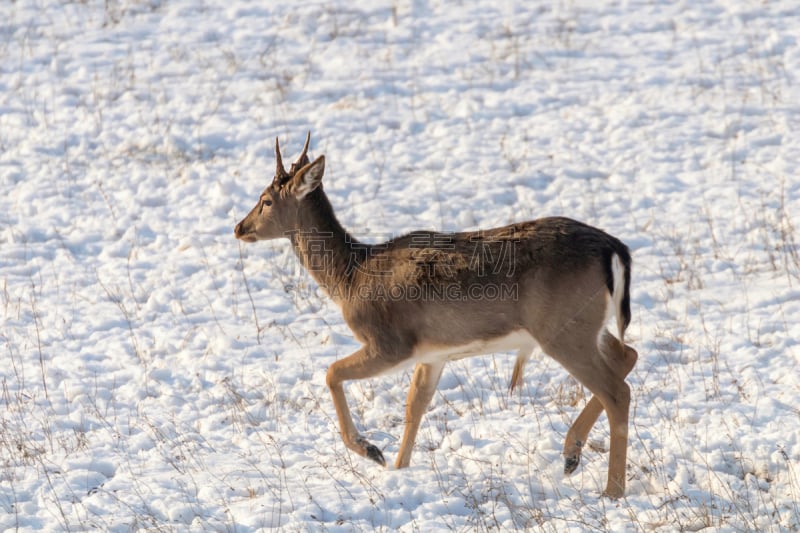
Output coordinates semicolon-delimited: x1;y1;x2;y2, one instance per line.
234;221;244;238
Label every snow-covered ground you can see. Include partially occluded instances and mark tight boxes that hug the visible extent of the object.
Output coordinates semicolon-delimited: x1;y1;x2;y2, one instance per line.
2;0;799;530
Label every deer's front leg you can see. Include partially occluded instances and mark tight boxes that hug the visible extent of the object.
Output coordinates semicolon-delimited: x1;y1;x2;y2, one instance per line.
395;362;445;468
325;347;395;466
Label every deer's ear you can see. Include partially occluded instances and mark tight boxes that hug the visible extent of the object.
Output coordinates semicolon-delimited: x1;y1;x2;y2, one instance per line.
288;155;325;199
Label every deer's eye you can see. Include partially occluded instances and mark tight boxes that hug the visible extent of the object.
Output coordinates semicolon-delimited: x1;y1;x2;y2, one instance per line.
260;199;273;212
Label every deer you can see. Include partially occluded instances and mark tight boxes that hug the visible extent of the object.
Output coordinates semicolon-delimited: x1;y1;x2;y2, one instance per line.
234;133;638;498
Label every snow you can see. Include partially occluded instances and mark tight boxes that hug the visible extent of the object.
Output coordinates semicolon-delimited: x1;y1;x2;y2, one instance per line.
1;0;799;530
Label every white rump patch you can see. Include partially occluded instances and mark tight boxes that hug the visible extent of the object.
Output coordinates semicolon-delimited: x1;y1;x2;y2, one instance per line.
610;253;626;342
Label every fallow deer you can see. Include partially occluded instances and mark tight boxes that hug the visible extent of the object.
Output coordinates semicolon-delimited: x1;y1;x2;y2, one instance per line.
234;133;637;497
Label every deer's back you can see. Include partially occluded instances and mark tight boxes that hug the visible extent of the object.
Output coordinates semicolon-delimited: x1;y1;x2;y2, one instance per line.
340;217;628;358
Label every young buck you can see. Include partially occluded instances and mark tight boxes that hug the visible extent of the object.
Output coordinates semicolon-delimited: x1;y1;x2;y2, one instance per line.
234;133;638;497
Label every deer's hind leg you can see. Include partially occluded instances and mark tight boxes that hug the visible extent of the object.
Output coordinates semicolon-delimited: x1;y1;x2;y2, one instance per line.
509;347;534;394
562;330;637;477
542;330;633;498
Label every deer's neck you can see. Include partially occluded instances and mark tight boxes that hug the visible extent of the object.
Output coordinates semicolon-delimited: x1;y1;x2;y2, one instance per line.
289;187;366;300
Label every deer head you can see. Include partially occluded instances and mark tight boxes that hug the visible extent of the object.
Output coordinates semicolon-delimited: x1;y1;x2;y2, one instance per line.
233;132;637;498
234;132;324;242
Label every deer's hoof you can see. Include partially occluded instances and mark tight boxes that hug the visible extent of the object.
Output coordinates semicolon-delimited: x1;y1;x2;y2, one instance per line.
602;485;624;499
365;443;386;466
564;454;580;475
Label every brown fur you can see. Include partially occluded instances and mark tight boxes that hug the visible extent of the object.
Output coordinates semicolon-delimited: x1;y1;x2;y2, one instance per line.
234;134;638;497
